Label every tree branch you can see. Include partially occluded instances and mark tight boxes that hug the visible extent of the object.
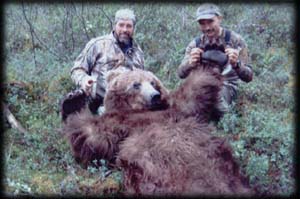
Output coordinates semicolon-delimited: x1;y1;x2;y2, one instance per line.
71;3;91;41
3;102;28;134
98;5;113;31
21;3;69;62
21;2;38;69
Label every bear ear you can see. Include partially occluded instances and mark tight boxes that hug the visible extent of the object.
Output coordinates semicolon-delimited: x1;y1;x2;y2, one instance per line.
106;69;123;84
106;67;129;91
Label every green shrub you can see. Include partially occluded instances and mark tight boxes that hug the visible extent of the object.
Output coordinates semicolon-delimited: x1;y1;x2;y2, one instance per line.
3;3;295;196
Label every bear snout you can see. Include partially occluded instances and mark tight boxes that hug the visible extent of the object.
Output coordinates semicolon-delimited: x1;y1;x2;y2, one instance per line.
151;93;161;105
140;82;161;105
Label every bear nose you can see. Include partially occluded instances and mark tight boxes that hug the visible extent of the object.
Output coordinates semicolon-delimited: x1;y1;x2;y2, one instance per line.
151;93;161;105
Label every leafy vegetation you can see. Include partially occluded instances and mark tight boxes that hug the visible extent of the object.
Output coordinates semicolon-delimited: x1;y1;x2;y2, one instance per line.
3;2;296;196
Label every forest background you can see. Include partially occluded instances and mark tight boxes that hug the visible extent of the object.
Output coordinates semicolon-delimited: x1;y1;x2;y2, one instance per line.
2;2;297;196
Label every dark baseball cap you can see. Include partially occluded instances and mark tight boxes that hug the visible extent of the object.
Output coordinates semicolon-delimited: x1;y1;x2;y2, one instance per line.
196;4;222;21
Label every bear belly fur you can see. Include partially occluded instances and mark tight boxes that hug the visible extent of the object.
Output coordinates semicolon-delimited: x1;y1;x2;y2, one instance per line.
118;118;250;195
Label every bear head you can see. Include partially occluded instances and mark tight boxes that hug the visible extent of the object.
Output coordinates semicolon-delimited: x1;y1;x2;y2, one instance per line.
104;68;170;113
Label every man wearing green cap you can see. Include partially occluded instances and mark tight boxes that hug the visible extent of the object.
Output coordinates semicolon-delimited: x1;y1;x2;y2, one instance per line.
178;3;253;120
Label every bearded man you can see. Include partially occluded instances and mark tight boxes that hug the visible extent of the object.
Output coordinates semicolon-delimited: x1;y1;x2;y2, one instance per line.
69;8;144;114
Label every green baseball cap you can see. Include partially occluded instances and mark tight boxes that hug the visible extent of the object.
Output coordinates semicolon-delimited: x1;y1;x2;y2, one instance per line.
196;4;222;21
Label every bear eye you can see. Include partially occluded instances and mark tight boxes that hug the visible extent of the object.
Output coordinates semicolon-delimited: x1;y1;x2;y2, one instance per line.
150;81;156;87
133;82;141;89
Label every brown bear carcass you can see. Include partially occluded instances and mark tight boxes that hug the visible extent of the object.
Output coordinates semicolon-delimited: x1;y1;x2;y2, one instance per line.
63;67;252;196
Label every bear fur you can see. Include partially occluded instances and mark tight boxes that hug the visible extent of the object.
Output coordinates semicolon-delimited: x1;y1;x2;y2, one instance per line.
63;68;252;195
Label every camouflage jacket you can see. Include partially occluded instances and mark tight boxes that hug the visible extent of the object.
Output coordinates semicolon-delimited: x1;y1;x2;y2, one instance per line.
71;31;144;98
178;28;253;103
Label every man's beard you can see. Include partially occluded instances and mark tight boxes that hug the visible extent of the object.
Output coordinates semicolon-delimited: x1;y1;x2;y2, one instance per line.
117;33;132;46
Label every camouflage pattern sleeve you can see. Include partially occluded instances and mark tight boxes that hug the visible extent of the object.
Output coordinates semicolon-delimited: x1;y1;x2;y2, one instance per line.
232;35;253;83
135;45;144;69
177;39;197;79
70;39;98;87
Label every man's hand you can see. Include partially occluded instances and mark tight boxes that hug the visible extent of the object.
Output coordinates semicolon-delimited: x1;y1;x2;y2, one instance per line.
81;76;97;96
188;48;204;67
225;47;239;68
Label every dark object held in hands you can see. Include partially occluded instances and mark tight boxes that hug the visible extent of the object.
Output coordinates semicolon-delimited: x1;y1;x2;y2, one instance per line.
201;50;228;67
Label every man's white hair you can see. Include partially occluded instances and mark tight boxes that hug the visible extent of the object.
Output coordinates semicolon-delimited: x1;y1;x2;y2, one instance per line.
114;8;136;25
